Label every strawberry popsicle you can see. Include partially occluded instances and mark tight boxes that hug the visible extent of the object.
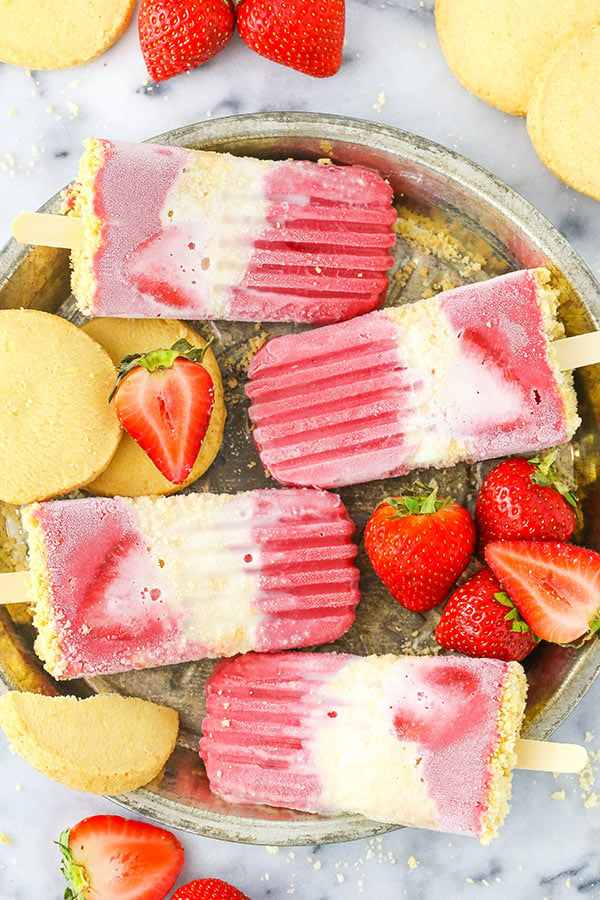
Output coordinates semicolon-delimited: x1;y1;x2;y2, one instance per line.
21;489;360;680
199;651;527;843
246;268;580;488
68;139;396;322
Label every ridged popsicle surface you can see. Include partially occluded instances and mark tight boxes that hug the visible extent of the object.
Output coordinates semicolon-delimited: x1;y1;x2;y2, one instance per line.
22;489;360;679
246;269;579;487
72;139;396;322
200;651;527;841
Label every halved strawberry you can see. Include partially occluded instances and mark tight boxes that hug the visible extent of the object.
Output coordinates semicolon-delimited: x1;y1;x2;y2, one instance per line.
485;540;600;644
58;815;184;900
110;338;214;484
172;878;250;899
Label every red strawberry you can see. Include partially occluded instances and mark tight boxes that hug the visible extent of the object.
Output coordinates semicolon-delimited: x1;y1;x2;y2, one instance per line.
364;486;476;612
237;0;345;77
172;878;250;900
434;567;539;661
139;0;235;82
485;540;600;644
475;451;577;551
58;815;184;900
110;338;215;484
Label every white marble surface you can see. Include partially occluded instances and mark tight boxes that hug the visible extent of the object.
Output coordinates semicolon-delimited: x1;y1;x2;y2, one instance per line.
2;2;600;897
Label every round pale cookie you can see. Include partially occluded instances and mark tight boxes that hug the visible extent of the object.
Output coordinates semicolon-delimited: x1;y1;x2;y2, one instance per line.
82;318;226;497
527;27;600;201
0;0;136;70
0;691;179;794
0;309;121;505
435;0;600;115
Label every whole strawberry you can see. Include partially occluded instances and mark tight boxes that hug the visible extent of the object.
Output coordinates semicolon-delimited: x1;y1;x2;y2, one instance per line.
110;338;215;484
475;451;577;551
237;0;345;77
139;0;235;82
434;567;539;661
58;815;184;900
364;486;475;612
172;878;250;899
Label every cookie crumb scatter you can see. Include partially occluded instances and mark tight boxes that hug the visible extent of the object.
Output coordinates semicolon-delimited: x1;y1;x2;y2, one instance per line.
407;856;419;869
7;108;16;117
0;833;11;845
373;91;386;112
552;789;566;800
67;101;79;118
265;846;279;854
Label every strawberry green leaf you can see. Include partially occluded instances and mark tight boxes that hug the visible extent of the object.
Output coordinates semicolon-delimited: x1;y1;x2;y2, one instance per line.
384;485;454;519
56;828;89;900
493;589;539;638
529;451;578;508
109;337;213;403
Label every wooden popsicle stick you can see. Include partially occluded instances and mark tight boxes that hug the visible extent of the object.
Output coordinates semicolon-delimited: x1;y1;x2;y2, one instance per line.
12;212;85;250
0;570;30;605
553;332;600;372
515;738;588;773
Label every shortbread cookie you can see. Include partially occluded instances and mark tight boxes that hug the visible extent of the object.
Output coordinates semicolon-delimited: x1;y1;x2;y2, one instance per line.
435;0;600;115
0;691;179;794
527;27;600;201
0;0;136;70
0;309;121;505
82;318;226;497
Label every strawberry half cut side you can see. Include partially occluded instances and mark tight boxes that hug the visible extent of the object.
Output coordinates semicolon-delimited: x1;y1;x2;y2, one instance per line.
58;814;184;900
110;338;215;484
485;540;600;644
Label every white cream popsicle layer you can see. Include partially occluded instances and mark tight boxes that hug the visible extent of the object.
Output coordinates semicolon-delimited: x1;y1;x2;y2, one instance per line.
246;268;580;488
68;139;397;322
200;652;528;843
21;489;360;680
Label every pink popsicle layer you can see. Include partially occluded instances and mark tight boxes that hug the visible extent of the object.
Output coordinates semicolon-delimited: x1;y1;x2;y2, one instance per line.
21;490;359;679
69;139;396;322
200;652;527;843
246;268;580;487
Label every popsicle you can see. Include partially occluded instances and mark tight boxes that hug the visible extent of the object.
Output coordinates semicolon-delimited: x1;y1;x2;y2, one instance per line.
245;268;581;488
17;489;360;680
14;139;397;322
200;651;581;843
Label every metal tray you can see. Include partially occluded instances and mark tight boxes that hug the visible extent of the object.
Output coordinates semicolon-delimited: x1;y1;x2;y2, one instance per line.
1;113;600;845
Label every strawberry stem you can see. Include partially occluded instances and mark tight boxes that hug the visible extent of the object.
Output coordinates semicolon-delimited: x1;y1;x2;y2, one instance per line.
494;590;540;640
383;485;452;519
109;337;214;403
529;451;578;509
56;829;90;900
